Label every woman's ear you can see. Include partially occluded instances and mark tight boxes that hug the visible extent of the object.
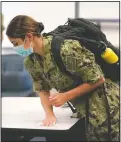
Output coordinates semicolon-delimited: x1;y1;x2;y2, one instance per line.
24;33;34;49
25;33;34;42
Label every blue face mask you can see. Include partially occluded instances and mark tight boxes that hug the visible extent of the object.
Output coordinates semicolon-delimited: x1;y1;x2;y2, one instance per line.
14;44;33;57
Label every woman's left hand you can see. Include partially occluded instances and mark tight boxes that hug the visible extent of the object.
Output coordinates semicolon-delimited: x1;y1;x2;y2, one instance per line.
49;93;67;107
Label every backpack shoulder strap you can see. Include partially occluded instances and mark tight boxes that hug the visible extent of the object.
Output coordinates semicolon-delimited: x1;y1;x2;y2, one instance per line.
51;36;80;82
51;36;72;78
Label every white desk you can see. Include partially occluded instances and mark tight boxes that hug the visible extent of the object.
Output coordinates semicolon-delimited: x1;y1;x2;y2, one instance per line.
2;97;79;130
2;97;85;141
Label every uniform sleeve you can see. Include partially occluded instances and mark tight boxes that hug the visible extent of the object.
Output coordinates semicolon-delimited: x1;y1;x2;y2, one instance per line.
60;40;104;85
24;56;51;92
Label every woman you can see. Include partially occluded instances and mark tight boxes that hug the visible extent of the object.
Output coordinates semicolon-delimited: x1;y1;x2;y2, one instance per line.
6;15;119;141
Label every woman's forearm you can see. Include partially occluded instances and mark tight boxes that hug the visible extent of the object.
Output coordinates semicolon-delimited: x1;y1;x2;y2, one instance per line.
64;77;105;101
38;91;55;116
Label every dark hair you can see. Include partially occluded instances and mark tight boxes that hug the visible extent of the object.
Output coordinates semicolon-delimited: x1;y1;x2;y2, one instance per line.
6;15;44;39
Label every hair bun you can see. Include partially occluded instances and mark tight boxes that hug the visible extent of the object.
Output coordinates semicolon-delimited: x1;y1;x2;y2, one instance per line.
38;22;44;33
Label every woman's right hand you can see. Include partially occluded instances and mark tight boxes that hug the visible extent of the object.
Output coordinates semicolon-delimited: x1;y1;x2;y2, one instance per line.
42;114;57;127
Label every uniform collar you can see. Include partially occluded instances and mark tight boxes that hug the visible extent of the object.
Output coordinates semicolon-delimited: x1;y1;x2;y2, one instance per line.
43;36;52;55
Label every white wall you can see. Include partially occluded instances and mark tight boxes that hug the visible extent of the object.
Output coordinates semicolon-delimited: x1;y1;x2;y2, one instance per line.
2;2;75;47
79;2;119;47
2;2;119;47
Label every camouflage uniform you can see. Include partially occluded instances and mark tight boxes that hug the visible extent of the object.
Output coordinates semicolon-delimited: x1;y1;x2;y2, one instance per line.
24;36;119;141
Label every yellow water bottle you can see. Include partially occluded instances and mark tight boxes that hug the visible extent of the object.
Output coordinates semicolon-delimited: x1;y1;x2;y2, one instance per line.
99;42;119;64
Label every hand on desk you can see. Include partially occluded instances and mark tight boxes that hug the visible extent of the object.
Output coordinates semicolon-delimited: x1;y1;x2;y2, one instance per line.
41;114;57;127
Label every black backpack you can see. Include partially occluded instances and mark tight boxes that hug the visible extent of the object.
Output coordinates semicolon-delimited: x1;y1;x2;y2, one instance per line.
43;18;120;82
42;18;119;141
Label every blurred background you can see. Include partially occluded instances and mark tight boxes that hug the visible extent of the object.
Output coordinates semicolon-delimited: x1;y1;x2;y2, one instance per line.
1;1;120;97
